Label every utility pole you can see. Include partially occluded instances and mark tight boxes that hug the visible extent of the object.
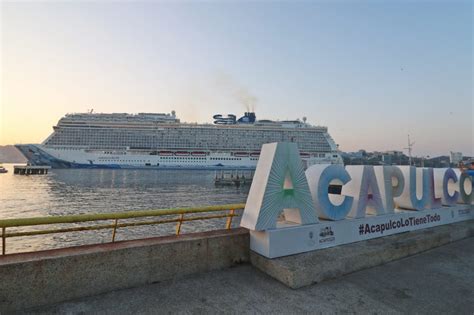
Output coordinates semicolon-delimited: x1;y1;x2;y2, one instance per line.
404;135;415;166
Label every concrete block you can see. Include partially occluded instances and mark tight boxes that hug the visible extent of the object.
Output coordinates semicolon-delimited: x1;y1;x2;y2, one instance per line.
0;228;250;312
250;220;474;289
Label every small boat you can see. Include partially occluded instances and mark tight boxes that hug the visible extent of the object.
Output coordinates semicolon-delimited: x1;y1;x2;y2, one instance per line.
250;152;260;157
191;151;207;156
300;152;311;158
0;164;7;173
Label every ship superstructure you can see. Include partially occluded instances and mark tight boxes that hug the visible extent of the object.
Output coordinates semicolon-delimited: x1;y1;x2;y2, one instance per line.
16;111;342;169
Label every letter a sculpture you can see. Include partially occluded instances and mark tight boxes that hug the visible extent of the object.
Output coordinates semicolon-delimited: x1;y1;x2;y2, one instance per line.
240;142;318;231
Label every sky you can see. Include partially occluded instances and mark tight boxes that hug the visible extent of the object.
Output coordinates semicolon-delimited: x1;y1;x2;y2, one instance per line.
0;0;472;156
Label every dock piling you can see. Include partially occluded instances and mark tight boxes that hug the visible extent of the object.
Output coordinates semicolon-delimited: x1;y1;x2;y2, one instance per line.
13;165;51;175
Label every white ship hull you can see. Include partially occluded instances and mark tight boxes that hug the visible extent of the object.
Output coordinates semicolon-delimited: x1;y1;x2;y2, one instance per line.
16;144;342;169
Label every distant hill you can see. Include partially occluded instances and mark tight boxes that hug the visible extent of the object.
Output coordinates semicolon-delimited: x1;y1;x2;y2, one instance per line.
0;145;26;163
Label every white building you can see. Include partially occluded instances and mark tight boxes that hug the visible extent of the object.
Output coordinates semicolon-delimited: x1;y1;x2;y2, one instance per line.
450;151;463;165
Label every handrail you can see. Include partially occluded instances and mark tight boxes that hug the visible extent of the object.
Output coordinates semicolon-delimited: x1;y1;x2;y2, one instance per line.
0;203;246;228
0;203;246;255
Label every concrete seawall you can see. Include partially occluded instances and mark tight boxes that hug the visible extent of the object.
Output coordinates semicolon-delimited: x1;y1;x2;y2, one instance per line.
0;228;249;312
0;221;473;312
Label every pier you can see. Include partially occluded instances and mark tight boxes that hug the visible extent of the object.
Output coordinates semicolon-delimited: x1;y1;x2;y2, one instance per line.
13;165;51;175
214;170;254;187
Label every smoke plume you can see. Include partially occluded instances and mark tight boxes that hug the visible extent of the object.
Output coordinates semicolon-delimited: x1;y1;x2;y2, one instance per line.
215;73;257;112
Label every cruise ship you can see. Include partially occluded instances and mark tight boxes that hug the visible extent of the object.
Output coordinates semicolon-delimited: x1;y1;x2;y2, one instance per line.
15;111;342;169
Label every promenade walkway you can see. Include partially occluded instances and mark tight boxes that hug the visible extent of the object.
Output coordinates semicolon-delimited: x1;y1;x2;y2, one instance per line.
30;237;474;314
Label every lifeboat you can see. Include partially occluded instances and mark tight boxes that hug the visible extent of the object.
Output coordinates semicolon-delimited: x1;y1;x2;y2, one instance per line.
300;152;311;158
175;151;190;156
159;151;173;156
233;152;249;157
250;152;260;157
191;151;207;156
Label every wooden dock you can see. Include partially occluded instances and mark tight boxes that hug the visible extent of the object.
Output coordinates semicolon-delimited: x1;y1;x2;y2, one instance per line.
13;165;51;175
214;170;254;187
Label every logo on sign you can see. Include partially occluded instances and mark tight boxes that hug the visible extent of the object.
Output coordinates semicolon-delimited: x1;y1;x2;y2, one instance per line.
306;231;317;246
319;226;335;244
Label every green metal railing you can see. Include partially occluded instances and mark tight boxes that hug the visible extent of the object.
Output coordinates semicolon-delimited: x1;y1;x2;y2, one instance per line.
0;203;246;255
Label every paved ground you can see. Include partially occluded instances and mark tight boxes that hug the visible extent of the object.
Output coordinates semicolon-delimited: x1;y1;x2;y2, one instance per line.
26;238;473;314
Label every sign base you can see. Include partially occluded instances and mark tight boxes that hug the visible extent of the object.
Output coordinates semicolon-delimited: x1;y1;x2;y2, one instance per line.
250;205;473;258
250;219;474;288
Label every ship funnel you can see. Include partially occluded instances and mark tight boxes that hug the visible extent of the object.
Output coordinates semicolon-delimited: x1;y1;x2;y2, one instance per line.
237;112;256;124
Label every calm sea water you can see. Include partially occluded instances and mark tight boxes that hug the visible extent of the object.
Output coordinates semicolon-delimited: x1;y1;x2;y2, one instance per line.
0;164;250;254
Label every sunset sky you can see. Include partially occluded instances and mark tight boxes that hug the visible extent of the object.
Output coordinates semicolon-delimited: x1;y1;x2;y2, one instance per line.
1;1;472;156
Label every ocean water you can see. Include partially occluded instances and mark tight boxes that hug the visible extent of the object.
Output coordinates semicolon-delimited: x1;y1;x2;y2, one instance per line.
0;164;250;254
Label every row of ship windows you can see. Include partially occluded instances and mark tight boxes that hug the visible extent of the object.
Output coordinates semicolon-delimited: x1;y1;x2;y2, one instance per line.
210;157;241;161
99;156;330;162
98;160;207;163
48;146;331;157
48;133;329;143
55;128;323;135
65;144;329;148
99;160;147;162
50;147;332;158
49;147;88;150
48;132;328;139
53;133;328;139
48;143;331;151
50;137;329;143
49;147;332;158
161;157;206;160
98;157;256;161
53;135;323;141
67;141;328;144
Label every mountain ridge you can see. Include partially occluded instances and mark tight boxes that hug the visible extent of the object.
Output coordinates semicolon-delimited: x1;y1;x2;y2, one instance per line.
0;145;27;163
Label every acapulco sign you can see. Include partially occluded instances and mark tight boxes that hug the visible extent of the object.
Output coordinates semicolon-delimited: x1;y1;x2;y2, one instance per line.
240;142;473;258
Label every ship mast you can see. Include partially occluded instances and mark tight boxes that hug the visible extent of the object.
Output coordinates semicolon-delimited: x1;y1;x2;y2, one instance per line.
404;135;415;166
